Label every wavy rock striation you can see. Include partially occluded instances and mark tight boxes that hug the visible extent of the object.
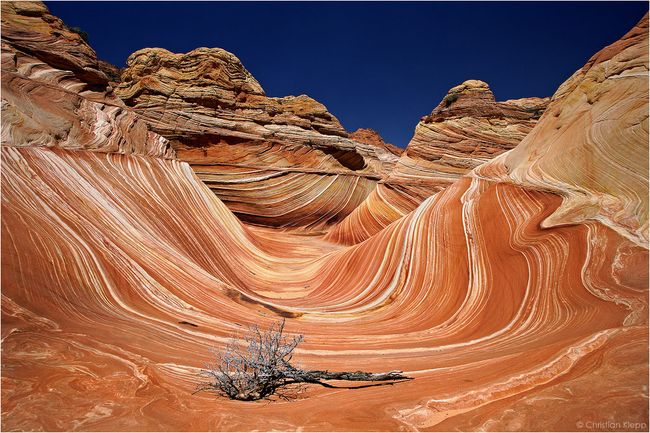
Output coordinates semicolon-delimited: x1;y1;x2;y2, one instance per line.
326;80;549;245
475;19;649;247
0;1;173;159
115;48;398;230
1;3;648;431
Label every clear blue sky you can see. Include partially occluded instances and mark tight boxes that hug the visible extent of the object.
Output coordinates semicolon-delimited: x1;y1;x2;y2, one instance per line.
46;1;647;148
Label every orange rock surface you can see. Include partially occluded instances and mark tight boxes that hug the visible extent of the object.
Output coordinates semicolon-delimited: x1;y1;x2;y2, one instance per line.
475;19;649;247
326;81;550;245
115;47;398;230
0;2;172;159
1;3;648;431
349;127;404;156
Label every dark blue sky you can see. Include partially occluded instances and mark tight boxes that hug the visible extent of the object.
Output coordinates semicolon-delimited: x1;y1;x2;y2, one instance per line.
46;2;647;148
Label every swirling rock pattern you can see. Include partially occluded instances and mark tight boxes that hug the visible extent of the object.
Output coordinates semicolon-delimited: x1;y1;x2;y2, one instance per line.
326;81;549;245
0;1;108;86
115;47;399;229
0;1;173;159
1;3;648;431
2;147;647;431
475;17;649;247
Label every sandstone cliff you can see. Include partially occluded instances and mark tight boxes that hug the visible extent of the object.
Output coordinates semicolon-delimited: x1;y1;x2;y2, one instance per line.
115;47;399;230
349;127;403;156
326;80;550;244
475;19;649;246
1;1;173;158
1;3;647;431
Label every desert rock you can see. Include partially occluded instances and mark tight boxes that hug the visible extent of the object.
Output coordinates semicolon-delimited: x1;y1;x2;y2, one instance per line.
116;47;399;229
1;3;647;431
0;1;173;158
326;80;549;244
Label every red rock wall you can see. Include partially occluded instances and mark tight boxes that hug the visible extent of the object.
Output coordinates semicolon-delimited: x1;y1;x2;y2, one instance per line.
326;81;549;245
476;16;649;247
1;3;647;431
1;1;173;159
115;47;399;230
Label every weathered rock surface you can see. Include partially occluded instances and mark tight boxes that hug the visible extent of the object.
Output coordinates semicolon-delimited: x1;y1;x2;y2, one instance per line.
1;3;648;432
1;1;108;87
349;127;404;156
475;18;649;247
115;47;398;229
326;80;549;244
0;1;173;158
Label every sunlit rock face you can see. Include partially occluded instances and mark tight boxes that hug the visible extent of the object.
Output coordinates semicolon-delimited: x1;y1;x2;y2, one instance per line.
115;47;398;230
0;1;173;158
326;80;550;245
349;127;404;156
1;2;648;431
475;18;649;247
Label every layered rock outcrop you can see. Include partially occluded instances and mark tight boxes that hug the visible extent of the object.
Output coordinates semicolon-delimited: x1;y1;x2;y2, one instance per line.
349;127;403;156
115;48;398;229
475;20;649;246
1;3;648;431
326;80;549;244
1;1;109;87
1;1;173;158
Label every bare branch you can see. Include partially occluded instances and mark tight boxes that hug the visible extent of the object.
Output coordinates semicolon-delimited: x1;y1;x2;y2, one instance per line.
196;319;411;401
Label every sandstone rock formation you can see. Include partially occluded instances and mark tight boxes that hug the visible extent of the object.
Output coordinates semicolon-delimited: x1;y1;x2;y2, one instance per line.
474;22;649;247
1;2;648;431
115;47;399;230
1;1;173;158
325;80;549;244
349;127;403;156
